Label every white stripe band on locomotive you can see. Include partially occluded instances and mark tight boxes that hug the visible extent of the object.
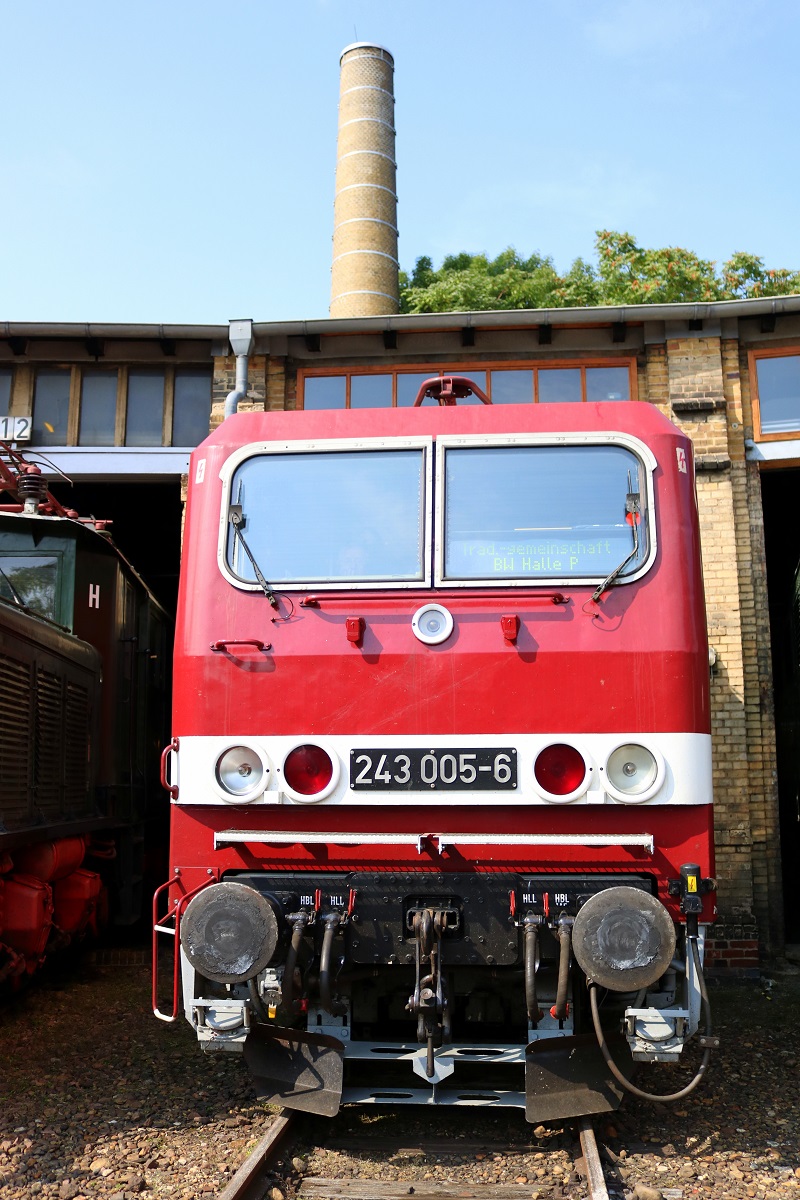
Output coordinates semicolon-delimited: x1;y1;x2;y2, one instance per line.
168;730;712;807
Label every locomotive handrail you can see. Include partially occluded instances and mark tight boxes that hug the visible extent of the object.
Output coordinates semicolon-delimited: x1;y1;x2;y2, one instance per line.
213;829;655;854
210;639;272;652
160;737;179;800
152;871;217;1023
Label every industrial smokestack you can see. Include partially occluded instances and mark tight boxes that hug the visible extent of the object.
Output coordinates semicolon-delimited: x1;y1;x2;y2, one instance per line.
330;43;399;318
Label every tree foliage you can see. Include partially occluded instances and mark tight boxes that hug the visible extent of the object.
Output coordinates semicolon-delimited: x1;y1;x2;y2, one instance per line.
399;231;800;313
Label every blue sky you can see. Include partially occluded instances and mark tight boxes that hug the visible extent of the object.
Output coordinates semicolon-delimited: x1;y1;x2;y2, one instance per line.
2;0;798;324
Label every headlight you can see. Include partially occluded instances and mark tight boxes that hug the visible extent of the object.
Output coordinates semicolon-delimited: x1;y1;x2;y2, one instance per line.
215;745;266;801
605;743;663;802
411;603;454;645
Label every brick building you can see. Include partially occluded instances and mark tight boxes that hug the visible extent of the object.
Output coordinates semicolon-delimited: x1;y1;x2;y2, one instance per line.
3;296;800;969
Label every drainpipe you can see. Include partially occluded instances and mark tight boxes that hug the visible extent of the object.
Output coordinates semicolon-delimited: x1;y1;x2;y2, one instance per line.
224;318;255;417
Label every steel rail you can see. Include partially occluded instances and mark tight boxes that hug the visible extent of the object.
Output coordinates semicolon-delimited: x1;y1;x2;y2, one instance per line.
217;1110;296;1200
577;1117;610;1200
217;1109;612;1200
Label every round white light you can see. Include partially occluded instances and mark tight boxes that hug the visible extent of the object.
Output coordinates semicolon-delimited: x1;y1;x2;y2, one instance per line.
215;745;267;802
605;743;663;803
411;603;454;645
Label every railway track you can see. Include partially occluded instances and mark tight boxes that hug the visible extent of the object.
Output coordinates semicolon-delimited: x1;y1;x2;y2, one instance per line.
217;1110;623;1200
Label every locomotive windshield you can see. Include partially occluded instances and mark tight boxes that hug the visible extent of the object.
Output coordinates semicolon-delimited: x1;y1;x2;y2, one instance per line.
0;554;60;619
441;443;648;582
225;447;427;585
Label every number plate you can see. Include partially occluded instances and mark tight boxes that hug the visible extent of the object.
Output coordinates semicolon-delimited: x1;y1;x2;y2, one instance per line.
0;416;31;442
350;748;517;791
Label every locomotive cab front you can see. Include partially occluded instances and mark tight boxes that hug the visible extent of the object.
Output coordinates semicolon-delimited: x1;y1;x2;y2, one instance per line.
155;393;716;1121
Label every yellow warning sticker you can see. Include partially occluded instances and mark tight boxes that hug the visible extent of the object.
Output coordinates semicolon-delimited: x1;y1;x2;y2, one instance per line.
687;876;697;892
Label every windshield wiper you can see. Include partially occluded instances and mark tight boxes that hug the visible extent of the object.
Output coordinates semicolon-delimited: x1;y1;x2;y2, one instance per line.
0;565;25;608
591;490;641;604
229;506;279;609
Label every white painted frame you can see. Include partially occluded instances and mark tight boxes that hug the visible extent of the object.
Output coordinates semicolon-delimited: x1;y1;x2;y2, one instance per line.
433;431;658;590
216;436;434;592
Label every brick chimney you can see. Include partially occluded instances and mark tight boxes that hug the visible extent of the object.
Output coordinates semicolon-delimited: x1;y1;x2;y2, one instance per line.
330;43;399;317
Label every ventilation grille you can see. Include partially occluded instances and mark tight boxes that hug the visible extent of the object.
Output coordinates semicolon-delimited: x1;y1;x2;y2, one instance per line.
0;649;95;831
0;655;33;824
64;681;91;809
34;668;65;818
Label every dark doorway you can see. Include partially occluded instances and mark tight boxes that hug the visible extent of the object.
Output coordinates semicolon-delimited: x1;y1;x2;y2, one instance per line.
761;468;800;942
56;480;183;617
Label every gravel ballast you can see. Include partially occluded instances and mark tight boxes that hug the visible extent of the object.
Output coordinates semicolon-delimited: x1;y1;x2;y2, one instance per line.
1;956;799;1199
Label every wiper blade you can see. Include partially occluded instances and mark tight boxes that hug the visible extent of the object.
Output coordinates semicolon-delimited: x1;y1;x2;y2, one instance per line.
0;564;25;608
591;491;641;604
229;506;279;609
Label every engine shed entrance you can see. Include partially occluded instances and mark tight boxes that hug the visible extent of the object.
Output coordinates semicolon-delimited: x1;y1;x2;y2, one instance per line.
64;481;183;616
762;468;800;944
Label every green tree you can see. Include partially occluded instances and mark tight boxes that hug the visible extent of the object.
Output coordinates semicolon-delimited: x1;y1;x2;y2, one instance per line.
398;231;800;312
401;247;564;313
720;251;800;299
594;230;720;304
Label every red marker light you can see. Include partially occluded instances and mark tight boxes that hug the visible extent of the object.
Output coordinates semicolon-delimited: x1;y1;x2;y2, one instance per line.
284;744;334;795
534;744;586;797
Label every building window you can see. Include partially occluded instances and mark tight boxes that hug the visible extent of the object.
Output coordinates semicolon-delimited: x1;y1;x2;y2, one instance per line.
490;370;532;405
33;369;71;444
538;369;581;403
79;370;118;446
350;374;392;409
126;369;165;446
29;365;212;448
586;366;630;401
173;369;214;445
299;362;634;409
397;372;437;407
304;377;347;410
752;350;800;438
0;368;11;417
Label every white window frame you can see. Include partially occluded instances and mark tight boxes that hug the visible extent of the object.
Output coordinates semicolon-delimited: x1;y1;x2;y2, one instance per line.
216;436;435;592
433;431;658;590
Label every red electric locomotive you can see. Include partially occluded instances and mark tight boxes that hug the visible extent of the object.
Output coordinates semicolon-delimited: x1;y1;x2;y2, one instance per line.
155;376;716;1122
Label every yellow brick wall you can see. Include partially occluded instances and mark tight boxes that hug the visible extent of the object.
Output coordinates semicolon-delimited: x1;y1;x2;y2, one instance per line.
654;335;783;954
732;341;783;951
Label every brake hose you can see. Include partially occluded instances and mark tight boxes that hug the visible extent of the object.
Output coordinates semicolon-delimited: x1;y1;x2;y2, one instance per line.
319;913;340;1014
554;920;572;1021
523;918;540;1026
283;913;309;1009
589;937;713;1102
